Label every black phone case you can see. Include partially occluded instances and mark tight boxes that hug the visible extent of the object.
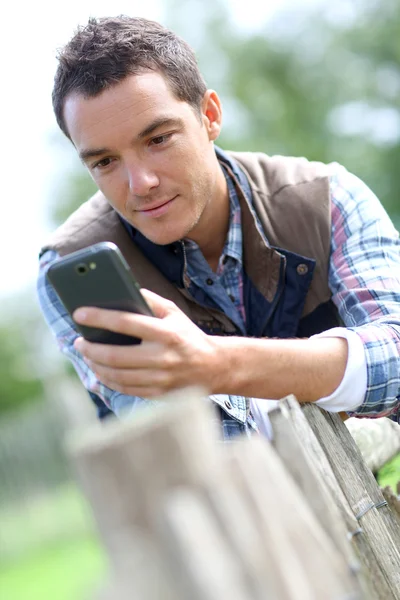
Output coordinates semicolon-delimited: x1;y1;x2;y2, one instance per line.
46;242;153;345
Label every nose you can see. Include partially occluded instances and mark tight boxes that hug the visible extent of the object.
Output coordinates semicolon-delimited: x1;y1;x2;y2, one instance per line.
126;159;159;197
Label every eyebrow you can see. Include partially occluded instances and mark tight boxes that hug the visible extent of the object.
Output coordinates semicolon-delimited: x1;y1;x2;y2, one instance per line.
79;116;184;163
138;116;184;140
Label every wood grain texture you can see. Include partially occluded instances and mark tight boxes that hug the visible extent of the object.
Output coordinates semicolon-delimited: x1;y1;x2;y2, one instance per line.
303;403;400;600
382;486;400;523
227;437;362;600
269;396;372;599
69;387;219;600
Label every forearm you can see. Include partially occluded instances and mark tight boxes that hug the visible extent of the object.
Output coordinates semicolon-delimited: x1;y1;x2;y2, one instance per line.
211;335;348;403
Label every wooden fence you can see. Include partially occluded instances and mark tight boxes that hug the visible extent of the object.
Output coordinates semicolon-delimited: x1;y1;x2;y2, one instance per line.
67;388;400;600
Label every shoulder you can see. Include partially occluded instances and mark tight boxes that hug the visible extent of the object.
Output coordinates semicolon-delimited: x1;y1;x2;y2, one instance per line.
225;150;333;197
39;191;120;258
328;164;399;245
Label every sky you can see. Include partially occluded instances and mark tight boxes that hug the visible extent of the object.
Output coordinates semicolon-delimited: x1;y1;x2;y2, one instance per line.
1;0;316;300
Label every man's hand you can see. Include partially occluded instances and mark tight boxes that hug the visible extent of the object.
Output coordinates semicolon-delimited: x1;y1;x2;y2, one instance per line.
73;290;219;398
73;289;349;403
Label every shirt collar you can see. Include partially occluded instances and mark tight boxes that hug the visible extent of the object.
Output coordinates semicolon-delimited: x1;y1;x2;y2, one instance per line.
219;164;243;265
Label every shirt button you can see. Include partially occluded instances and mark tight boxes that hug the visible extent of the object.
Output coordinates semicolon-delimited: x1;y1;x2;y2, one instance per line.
224;399;232;410
206;278;214;285
297;263;308;276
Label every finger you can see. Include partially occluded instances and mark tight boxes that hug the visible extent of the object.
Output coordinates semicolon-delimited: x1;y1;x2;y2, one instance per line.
109;384;170;398
75;339;165;368
73;306;171;343
140;289;179;318
90;364;171;389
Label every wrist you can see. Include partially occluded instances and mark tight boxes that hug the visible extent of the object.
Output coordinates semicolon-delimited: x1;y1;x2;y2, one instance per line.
207;335;240;395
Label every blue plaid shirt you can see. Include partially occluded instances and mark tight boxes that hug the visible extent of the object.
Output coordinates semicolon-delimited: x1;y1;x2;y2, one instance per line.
37;159;400;435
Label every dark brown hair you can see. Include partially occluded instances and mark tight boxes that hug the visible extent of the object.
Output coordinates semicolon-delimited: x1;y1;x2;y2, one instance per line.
52;16;207;138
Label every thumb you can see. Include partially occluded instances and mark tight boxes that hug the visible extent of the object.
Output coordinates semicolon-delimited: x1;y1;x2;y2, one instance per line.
140;289;178;318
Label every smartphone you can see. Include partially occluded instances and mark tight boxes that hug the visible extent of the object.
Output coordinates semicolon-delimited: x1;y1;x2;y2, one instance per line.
46;242;154;345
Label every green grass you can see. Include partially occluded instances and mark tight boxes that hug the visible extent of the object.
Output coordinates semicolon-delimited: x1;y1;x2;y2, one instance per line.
377;452;400;493
0;536;106;600
0;483;96;562
0;483;107;600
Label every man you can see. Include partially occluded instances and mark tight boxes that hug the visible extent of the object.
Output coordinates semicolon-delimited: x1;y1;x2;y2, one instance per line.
38;16;400;439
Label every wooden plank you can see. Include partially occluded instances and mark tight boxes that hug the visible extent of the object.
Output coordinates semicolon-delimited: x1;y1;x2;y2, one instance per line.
303;403;400;600
268;396;372;599
68;386;220;600
203;454;285;600
381;486;400;523
227;437;363;600
160;489;254;600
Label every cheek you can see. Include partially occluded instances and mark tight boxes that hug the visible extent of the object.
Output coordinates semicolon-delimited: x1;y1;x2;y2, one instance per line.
95;171;129;209
165;133;208;171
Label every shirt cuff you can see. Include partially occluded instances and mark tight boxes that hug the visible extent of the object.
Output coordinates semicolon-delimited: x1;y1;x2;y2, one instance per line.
311;327;367;413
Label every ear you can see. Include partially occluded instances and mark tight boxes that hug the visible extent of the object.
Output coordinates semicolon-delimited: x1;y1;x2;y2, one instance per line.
201;90;223;141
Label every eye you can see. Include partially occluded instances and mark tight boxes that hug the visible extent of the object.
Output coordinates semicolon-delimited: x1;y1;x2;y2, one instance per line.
150;133;172;146
92;157;114;169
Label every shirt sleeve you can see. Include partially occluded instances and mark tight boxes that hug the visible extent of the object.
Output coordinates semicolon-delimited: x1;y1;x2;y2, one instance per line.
312;328;367;412
37;249;150;419
324;165;400;421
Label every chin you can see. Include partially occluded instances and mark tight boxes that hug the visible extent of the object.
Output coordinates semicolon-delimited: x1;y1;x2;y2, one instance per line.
140;228;185;246
141;221;197;246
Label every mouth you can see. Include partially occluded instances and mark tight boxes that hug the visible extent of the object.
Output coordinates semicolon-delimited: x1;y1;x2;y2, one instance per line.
137;195;178;217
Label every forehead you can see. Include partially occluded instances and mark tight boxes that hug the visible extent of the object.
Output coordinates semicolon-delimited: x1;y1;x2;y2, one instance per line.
63;72;192;148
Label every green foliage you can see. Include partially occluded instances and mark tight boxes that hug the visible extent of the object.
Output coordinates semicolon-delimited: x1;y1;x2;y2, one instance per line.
0;321;44;415
169;0;400;221
377;452;400;493
50;165;98;228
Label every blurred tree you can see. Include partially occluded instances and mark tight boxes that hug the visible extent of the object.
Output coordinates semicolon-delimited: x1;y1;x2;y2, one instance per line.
0;304;45;415
51;169;97;227
46;131;97;228
169;0;400;223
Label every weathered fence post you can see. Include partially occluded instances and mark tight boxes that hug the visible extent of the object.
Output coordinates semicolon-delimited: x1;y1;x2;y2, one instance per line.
225;437;364;600
381;486;400;525
67;387;254;600
269;395;395;599
268;396;374;597
66;389;400;600
303;401;400;600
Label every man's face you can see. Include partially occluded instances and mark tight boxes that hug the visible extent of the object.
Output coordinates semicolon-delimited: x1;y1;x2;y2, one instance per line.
63;72;223;245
